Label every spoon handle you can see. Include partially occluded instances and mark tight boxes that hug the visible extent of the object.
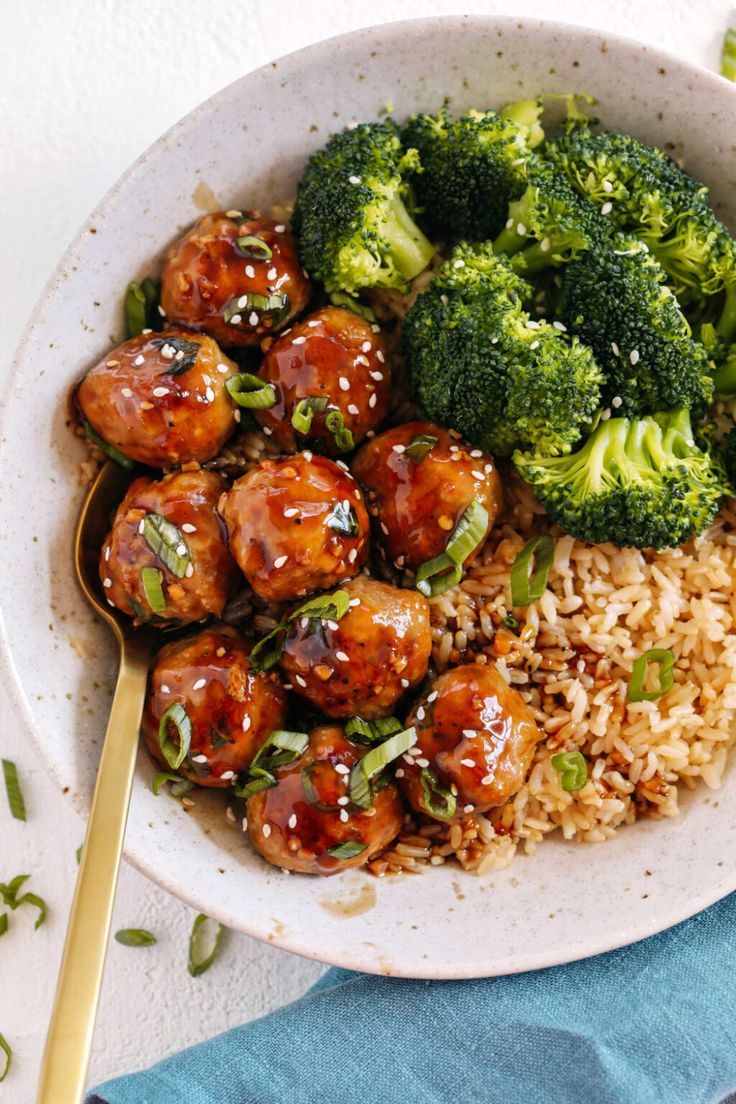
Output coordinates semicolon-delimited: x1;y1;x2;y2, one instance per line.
37;638;150;1104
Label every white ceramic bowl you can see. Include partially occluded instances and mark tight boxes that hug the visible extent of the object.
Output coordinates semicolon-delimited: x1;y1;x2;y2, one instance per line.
3;15;736;979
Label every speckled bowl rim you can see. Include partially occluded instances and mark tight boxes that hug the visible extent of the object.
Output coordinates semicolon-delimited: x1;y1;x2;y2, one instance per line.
2;14;736;979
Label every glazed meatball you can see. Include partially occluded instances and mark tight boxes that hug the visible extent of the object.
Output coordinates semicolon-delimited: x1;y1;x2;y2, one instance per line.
254;307;391;454
77;329;239;467
246;724;404;874
352;421;503;572
280;575;431;719
160;212;310;348
219;452;369;603
399;664;541;823
101;470;238;625
142;627;287;788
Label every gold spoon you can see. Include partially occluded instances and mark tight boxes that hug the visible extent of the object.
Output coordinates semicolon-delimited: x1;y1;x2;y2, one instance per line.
37;461;154;1104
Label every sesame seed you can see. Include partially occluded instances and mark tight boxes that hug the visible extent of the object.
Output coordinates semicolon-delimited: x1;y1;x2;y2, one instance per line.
182;523;197;533
327;620;340;631
348;175;361;184
490;336;498;344
416;706;425;721
192;754;209;764
380;522;389;536
611;396;623;408
395;768;405;778
152;386;169;397
226;806;236;823
460;758;475;768
539;237;551;252
185;562;194;578
471;470;485;480
176;542;187;555
339;809;349;822
104;546;111;561
226;209;242;218
121;387;133;397
463;729;477;739
453;258;465;269
262;824;272;838
234;410;241;422
157;305;167;317
229;314;242;325
416;757;430;768
295;675;307;688
629;349;640;365
242;715;252;731
401;678;410;689
360;341;372;353
349;597;361;607
288;814;297;828
308;319;320;327
106;599;114;607
103;577;112;588
205;386;215;402
530;340;539;350
262;425;272;434
517;222;527;235
347;403;359;415
303;450;313;461
282;328;292;336
601;201;613;215
368;393;377;408
484;464;493;473
241;816;248;831
602;179;614;193
284;507;299;518
470;449;483;458
339;377;350;391
267;266;277;280
376;350;385;364
134;354;145;366
221;770;235;781
370;370;383;381
356;355;369;367
482;774;494;785
192;678;206;690
371;323;380;333
160;344;175;359
292;335;306;345
506;218;514;229
392;444;406;454
600;409;612;421
140;401;154;410
138;520;145;534
274;224;286;232
106;359;120;367
395;556;405;568
335;459;349;471
249;311;259;326
337;796;349;806
611;342;620;356
553;321;567;331
273;554;288;569
427;691;438;703
463;804;474;814
244;267;255;280
216;647;226;657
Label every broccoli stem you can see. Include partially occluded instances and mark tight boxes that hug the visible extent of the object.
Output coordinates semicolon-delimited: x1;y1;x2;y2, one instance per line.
383;192;435;281
715;279;736;344
492;223;527;258
506;241;559;275
711;347;736;396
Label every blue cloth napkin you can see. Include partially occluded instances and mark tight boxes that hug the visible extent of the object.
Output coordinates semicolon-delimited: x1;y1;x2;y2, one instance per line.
88;892;736;1104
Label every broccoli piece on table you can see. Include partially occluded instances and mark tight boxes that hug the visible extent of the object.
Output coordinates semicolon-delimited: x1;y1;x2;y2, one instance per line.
402;242;604;457
491;159;602;274
559;235;714;416
292;120;435;304
401;100;543;242
514;407;723;549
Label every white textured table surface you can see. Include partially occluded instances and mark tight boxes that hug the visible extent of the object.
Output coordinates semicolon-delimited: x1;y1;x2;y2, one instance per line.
0;1;733;1099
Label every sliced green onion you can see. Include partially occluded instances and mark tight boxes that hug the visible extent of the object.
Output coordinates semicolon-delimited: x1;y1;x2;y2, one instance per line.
510;533;554;606
325;409;355;452
415;552;462;598
0;914;7;937
115;928;157;947
627;648;676;703
291;395;328;434
404;434;438;462
345;717;403;745
141;567;166;614
151;771;194;798
223;292;290;328
142;514;190;578
158;702;192;770
83;420;134;470
503;614;519;630
295;589;350;622
327;500;359;537
234;235;273;261
301;765;342;812
445;500;489;566
325;841;367;859
551;750;588;792
419;766;457;821
2;760;26;821
188;913;224;977
722;27;736;81
226;372;277;409
232;767;276;800
0;875;47;928
76;845;82;864
20;893;47;929
125;282;147;338
249;589;350;673
248;624;288;674
209;724;233;749
0;1033;11;1083
150;335;200;376
234;730;308;799
348;727;417;809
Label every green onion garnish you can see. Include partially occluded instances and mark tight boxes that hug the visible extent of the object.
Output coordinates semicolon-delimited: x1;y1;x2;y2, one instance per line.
627;648;676;703
551;750;588;792
0;875;47;929
326;500;360;538
291;395;328;434
0;914;7;937
76;845;82;864
188;913;224;977
503;614;519;630
2;760;26;821
83;420;134;470
419;767;457;821
415;500;489;598
0;1033;11;1083
225;372;277;409
510;533;554;607
233;767;276;800
722;27;736;81
345;716;403;745
115;928;157;947
301;765;342;812
348;727;417;809
404;434;438;462
125;278;160;337
325;410;355;452
325;841;367;859
234;235;273;261
141;567;166;614
249;589;350;673
150;336;201;376
233;730;309;799
151;771;194;798
158;702;192;770
223;292;290;328
142;514;191;578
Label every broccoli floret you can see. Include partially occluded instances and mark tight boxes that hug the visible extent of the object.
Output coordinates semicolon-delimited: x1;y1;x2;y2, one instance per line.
491;159;601;273
292;120;435;303
723;427;736;489
403;242;604;457
401;100;543;241
559;236;714;416
514;408;723;549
